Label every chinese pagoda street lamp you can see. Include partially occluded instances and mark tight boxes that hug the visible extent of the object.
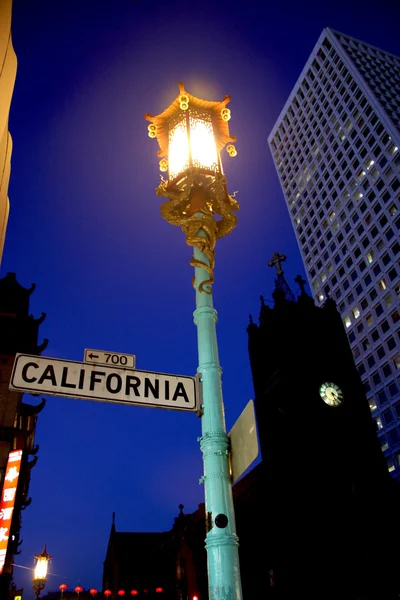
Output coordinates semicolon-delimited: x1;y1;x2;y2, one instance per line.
145;83;242;600
32;545;52;600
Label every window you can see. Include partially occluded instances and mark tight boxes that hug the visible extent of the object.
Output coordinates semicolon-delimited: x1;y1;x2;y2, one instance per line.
372;263;382;277
344;316;351;328
378;390;387;405
377;346;385;360
375;304;384;317
379;278;387;291
392;310;400;324
383;363;392;378
389;428;399;445
362;338;371;351
372;371;381;385
353;307;360;319
367;355;376;368
388;382;399;397
383;409;394;425
371;329;379;343
384;294;394;308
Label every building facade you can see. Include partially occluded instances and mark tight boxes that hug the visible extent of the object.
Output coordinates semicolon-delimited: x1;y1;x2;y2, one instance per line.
244;261;399;598
0;0;17;264
0;272;47;598
268;27;400;478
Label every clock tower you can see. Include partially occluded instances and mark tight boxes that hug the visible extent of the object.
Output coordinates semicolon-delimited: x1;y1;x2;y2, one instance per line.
245;253;400;599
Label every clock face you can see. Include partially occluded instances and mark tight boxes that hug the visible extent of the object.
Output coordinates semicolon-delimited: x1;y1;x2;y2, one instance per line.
319;382;343;407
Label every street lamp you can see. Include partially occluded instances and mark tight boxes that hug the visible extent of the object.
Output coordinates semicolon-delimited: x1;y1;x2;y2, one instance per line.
32;545;52;600
145;83;242;600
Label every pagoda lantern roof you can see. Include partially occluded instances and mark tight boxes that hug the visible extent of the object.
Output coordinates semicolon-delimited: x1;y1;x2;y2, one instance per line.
144;82;236;158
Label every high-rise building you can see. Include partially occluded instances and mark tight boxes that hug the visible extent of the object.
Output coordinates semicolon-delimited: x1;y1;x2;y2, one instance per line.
268;27;400;479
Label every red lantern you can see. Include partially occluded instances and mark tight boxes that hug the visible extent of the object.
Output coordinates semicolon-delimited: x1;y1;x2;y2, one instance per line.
155;589;163;594
130;591;138;597
75;587;83;594
118;592;126;597
90;589;98;597
59;584;68;594
104;592;112;598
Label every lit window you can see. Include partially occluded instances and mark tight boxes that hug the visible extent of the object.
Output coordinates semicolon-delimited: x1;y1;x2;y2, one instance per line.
344;315;351;328
295;217;300;224
394;354;400;370
366;159;375;170
376;417;383;429
367;251;374;263
353;307;360;319
329;211;336;221
389;143;398;154
355;191;363;200
321;272;327;282
388;463;395;473
382;441;389;452
366;314;374;326
318;293;324;302
384;294;393;307
358;169;366;180
369;399;377;411
379;278;387;291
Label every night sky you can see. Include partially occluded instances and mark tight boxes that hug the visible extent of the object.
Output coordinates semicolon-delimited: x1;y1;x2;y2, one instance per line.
3;0;400;597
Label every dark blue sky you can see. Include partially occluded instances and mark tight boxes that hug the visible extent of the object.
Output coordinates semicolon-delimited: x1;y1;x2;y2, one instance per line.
4;0;400;596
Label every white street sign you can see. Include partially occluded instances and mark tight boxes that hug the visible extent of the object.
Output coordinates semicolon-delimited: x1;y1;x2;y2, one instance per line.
84;348;136;369
10;354;197;412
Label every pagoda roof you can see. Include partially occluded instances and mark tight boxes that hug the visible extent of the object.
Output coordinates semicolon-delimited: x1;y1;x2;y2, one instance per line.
144;82;236;158
0;272;36;316
20;398;46;416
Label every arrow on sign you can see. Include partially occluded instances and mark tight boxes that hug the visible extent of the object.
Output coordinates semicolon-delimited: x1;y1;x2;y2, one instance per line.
88;353;99;359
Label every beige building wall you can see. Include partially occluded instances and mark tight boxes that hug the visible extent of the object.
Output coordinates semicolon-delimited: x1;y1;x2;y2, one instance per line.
0;0;17;264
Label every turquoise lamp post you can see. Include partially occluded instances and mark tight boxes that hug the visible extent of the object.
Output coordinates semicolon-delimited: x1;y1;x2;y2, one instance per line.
145;84;242;600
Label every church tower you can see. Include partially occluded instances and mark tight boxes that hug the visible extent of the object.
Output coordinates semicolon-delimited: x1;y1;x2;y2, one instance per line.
0;272;47;598
245;253;400;599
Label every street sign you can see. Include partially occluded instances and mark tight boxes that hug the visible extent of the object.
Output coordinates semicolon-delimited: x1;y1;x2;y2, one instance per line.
84;348;136;369
229;399;259;483
9;354;197;412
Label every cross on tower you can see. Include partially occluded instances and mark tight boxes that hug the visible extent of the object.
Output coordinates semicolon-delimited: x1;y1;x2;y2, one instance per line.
295;274;307;295
268;252;286;276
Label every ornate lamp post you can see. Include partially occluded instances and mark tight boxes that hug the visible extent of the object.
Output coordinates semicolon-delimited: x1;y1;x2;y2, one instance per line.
32;545;52;599
145;83;242;600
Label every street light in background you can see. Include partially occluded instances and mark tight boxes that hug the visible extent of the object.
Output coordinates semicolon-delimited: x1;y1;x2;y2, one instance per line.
32;545;52;600
145;83;242;600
